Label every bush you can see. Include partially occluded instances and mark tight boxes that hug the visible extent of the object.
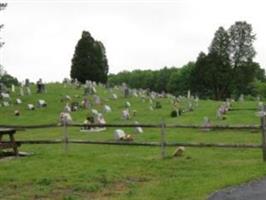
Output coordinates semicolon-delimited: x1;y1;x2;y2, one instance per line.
171;110;178;117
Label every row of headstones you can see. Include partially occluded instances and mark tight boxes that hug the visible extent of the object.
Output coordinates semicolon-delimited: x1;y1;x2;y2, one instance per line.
170;95;199;118
61;82;200;126
202;100;233;131
203;97;261;131
0;78;46;95
216;99;232;120
1;99;47;117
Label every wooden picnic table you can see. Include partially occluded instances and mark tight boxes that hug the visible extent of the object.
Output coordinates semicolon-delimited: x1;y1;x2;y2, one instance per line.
0;128;19;156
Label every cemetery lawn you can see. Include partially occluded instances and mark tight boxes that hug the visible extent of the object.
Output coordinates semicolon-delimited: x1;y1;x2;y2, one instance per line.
1;84;266;200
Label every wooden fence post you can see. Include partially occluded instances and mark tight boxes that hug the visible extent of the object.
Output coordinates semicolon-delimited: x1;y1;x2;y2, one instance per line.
261;105;266;162
63;115;69;153
160;120;166;159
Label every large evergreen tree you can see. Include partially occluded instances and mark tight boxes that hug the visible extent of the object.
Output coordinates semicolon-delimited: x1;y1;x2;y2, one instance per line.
228;21;257;95
192;21;262;99
70;31;109;83
228;21;256;68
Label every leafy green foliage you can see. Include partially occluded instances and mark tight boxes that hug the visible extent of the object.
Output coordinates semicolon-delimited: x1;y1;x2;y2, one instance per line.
0;73;19;87
108;63;195;96
109;21;265;100
192;21;264;99
228;21;256;67
70;31;108;84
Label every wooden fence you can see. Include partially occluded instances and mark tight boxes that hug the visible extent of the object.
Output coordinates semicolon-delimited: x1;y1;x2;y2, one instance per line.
1;117;266;160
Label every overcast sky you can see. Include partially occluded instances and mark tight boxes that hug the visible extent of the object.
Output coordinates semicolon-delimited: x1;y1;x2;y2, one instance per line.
0;0;265;82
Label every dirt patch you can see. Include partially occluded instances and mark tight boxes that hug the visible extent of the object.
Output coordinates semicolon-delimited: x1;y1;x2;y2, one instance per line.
90;176;151;200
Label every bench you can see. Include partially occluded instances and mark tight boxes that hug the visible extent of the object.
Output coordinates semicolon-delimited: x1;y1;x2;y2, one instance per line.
0;128;20;156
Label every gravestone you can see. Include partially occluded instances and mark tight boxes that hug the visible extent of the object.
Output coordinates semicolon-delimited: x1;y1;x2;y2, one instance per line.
114;129;126;141
93;95;101;105
2;101;9;107
95;113;106;125
125;101;131;108
202;116;211;131
81;97;90;109
91;109;99;116
187;90;191;99
20;86;24;96
37;99;47;108
239;94;244;102
59;112;72;124
134;121;143;133
64;104;71;113
14;110;20;116
112;93;118;100
28;104;35;110
25;78;30;87
103;105;111;113
258;102;264;111
1;92;10;100
16;98;22;104
124;86;129;98
26;87;31;95
11;84;15;93
122;109;130;120
70;102;79;112
36;78;45;93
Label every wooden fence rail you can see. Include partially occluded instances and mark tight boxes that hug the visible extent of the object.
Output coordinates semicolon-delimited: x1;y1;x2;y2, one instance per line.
0;118;265;160
1;140;261;149
0;123;261;130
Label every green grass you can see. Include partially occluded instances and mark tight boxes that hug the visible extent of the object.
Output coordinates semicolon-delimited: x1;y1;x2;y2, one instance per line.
0;83;266;200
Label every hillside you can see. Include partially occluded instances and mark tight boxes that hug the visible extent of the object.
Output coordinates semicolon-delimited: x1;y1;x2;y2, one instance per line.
0;83;265;200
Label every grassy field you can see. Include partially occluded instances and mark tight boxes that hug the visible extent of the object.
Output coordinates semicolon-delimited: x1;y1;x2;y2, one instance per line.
0;83;266;200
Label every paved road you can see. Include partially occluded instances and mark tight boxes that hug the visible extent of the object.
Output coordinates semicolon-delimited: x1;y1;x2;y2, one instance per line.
208;178;266;200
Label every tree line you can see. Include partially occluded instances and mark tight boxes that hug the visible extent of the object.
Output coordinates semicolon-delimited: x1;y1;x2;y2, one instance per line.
108;21;266;100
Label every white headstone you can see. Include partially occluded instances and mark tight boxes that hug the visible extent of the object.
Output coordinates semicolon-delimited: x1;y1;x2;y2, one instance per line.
26;87;31;95
95;113;106;124
216;109;222;119
11;84;15;92
3;101;9;107
28;104;35;110
114;129;125;141
59;112;72;124
16;98;22;104
122;109;130;120
64;104;71;113
239;94;244;102
112;93;118;100
38;99;47;107
1;92;10;99
134;121;143;133
94;95;101;105
125;101;131;108
20;87;24;96
103;105;111;113
91;109;99;116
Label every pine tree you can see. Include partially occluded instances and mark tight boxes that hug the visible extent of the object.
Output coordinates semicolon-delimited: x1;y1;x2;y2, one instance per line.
228;21;257;95
70;31;109;83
